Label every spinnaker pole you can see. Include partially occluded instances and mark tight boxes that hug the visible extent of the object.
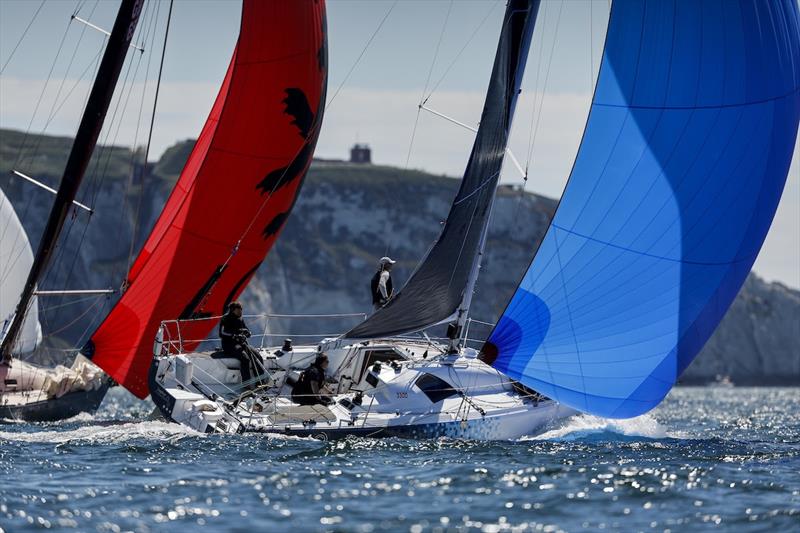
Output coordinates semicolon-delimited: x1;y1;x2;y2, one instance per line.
1;0;144;361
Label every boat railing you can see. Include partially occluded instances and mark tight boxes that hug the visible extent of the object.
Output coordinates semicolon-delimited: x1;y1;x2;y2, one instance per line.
157;312;368;356
156;314;493;357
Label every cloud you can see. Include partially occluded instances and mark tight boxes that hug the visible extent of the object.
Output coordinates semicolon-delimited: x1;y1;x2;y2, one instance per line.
318;86;592;196
2;77;797;288
0;76;220;158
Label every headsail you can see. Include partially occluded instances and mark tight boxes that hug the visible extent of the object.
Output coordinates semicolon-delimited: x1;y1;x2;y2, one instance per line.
345;0;541;340
87;0;328;398
0;188;42;354
482;0;800;418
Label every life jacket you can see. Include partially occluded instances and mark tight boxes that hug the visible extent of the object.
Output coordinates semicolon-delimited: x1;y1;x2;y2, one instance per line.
371;269;392;304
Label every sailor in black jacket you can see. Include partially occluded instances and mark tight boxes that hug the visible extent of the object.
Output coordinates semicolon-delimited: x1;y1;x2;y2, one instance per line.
292;353;332;406
219;301;263;388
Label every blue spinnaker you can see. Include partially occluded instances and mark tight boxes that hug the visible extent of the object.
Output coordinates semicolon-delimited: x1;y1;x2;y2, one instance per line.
482;0;800;418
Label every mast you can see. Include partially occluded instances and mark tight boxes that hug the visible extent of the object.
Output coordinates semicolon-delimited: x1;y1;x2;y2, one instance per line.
1;0;144;361
450;190;496;350
344;0;540;341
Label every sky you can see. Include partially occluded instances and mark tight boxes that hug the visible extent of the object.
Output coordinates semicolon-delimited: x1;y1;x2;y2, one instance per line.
1;0;798;288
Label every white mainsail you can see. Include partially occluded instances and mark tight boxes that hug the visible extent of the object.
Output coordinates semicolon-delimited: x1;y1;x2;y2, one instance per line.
0;187;42;355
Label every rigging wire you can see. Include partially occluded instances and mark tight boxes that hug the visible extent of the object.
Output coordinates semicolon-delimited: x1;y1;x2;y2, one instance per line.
26;1;102;174
10;3;88;340
36;46;105;136
40;2;153;313
404;0;454;170
44;293;105;337
126;0;174;277
48;3;156;313
0;0;47;75
33;1;160;347
38;293;106;313
35;39;105;327
509;0;565;229
524;0;564;172
11;15;75;172
589;0;594;92
422;0;502;104
68;1;169;350
325;0;397;112
8;3;102;309
393;1;501;266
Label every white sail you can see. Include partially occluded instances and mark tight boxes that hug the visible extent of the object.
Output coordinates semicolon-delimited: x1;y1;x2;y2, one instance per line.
0;187;42;354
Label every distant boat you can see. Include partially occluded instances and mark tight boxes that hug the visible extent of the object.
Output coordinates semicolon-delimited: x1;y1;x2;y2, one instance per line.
152;0;799;438
0;0;143;421
713;375;735;389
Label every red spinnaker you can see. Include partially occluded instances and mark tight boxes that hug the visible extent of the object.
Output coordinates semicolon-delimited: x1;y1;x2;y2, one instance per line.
87;0;328;398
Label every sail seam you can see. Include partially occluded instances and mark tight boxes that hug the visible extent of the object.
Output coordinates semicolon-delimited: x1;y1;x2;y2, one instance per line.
452;170;501;206
550;223;758;266
594;85;800;110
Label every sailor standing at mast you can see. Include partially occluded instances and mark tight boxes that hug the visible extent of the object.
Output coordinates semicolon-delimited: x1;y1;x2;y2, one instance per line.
371;257;395;311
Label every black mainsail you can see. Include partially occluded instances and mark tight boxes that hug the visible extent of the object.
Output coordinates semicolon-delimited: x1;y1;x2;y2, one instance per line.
345;0;541;340
0;0;143;360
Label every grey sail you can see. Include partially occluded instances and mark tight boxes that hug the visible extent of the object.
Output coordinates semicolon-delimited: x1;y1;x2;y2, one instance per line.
345;0;541;340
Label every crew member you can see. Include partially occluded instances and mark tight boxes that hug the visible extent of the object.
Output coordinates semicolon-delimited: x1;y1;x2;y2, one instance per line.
371;256;395;311
291;353;332;406
219;301;264;388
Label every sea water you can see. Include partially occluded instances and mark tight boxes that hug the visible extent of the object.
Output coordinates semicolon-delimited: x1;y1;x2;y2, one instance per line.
0;387;797;531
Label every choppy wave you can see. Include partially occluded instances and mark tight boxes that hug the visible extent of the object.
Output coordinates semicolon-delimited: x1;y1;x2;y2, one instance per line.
0;420;200;445
524;413;676;441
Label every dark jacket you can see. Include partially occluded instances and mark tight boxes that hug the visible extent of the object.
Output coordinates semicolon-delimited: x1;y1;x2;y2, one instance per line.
219;312;248;354
291;364;326;405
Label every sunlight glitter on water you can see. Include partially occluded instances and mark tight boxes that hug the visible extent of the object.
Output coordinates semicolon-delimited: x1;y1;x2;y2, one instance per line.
0;387;798;531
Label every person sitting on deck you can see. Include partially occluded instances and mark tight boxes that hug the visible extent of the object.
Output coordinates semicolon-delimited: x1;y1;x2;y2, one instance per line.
219;301;264;389
371;256;395;311
291;353;332;406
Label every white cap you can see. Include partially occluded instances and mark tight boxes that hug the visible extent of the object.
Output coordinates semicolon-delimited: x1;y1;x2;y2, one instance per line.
379;256;396;266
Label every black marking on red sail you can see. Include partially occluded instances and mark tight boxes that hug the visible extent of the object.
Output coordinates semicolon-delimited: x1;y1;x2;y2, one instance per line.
256;141;314;196
283;88;313;139
263;211;289;238
178;264;227;320
256;88;315;196
222;261;263;315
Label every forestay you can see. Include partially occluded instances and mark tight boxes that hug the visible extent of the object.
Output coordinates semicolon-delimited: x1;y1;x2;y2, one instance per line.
345;0;541;340
482;0;800;418
87;0;328;398
0;188;42;354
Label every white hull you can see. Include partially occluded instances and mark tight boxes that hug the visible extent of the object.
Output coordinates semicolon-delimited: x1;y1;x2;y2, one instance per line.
150;338;576;440
0;356;110;422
